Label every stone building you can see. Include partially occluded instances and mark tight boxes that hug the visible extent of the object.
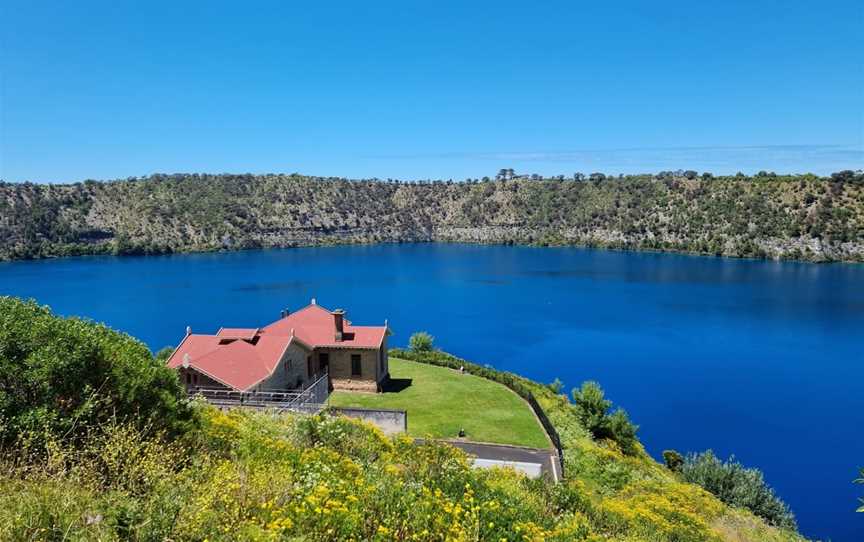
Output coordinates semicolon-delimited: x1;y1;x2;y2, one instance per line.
166;299;390;393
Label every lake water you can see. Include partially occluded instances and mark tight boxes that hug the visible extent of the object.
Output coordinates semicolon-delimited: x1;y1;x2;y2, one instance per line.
1;243;861;540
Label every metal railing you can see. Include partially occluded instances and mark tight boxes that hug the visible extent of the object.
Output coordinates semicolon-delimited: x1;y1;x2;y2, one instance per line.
190;370;330;413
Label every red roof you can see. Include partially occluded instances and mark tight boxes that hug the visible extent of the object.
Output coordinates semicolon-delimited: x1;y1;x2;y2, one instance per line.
263;304;387;349
166;302;387;391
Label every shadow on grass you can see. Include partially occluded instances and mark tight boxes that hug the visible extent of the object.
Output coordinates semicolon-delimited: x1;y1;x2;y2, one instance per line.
382;378;413;394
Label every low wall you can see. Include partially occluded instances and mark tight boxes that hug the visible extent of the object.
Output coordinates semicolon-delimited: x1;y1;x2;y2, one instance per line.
330;407;407;435
331;378;379;393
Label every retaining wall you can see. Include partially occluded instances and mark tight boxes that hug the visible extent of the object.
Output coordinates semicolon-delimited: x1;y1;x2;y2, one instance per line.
330;406;407;435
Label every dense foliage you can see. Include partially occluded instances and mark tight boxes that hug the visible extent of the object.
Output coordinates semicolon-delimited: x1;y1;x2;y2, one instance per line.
571;381;639;456
409;331;436;353
0;303;808;541
0;297;192;451
2;171;863;262
680;451;796;530
663;450;685;472
1;405;808;542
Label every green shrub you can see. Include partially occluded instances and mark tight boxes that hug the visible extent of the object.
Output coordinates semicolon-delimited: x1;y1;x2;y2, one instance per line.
548;378;565;394
0;297;193;451
571;382;639;455
680;450;796;530
663;449;685;472
154;346;175;363
408;331;435;352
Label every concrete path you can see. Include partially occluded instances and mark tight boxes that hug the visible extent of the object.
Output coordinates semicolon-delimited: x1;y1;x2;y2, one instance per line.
417;439;561;482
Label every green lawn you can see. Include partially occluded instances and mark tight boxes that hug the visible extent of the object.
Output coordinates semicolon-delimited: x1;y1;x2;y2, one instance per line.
328;358;550;449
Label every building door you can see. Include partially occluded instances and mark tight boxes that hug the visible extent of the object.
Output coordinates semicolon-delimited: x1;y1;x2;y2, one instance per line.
318;352;329;375
351;354;362;377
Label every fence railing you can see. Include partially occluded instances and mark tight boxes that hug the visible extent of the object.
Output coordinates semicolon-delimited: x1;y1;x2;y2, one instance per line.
190;370;330;413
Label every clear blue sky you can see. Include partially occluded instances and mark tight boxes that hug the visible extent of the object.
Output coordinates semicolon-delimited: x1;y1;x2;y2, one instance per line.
1;0;862;183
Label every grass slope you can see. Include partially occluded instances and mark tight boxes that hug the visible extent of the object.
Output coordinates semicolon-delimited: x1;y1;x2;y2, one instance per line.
329;358;550;449
0;302;811;541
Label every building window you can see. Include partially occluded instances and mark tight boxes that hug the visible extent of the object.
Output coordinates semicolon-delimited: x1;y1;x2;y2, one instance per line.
351;354;362;377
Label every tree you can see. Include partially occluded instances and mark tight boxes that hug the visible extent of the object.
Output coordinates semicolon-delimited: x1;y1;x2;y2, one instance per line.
572;381;610;431
571;381;639;455
548;378;564;394
588;172;606;182
832;170;864;185
683;170;698;180
155;346;175;363
408;331;435;353
496;168;515;181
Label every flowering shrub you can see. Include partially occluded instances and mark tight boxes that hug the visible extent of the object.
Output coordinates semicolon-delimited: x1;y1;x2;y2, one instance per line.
0;309;808;542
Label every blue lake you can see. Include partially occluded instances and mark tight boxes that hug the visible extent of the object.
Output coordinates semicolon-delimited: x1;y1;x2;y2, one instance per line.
1;243;862;540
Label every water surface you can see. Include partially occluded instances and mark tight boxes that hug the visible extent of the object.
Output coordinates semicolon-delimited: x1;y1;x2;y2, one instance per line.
1;244;862;540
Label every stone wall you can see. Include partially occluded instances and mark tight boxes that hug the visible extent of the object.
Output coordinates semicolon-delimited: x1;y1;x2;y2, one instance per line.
317;347;382;382
331;378;379;392
259;342;308;391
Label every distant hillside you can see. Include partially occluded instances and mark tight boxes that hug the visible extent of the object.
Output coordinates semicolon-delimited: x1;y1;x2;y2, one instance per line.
1;171;863;262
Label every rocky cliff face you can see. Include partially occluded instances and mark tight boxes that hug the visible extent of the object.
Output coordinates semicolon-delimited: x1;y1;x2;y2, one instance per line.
1;173;862;262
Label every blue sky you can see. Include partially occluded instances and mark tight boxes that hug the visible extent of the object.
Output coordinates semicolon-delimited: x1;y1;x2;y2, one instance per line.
1;0;862;182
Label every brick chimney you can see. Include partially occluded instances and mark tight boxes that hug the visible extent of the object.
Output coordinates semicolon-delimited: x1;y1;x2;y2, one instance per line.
333;309;345;342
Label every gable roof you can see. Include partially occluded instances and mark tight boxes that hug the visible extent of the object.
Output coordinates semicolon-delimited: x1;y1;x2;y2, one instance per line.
263;303;387;349
166;301;388;391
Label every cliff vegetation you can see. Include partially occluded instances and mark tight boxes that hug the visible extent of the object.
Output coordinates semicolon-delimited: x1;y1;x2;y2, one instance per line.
2;170;862;262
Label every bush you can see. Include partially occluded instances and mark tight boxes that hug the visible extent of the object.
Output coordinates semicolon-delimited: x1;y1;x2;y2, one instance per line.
0;297;193;451
663;449;684;472
154;346;175;363
571;381;639;455
680;450;796;530
408;331;435;352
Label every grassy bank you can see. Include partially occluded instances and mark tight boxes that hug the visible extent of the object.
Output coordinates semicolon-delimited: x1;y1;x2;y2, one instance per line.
0;297;810;541
329;358;550;449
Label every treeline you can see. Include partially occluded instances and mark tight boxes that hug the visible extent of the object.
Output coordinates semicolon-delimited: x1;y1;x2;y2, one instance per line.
1;170;862;262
